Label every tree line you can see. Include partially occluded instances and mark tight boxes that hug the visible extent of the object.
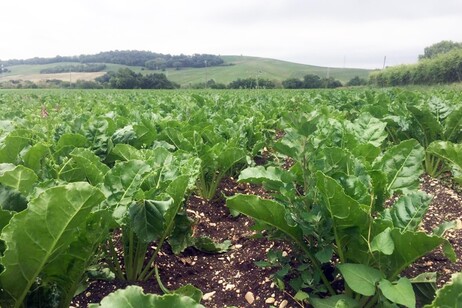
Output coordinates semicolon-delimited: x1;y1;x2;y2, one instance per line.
40;64;106;74
1;69;363;89
370;40;462;86
0;50;224;70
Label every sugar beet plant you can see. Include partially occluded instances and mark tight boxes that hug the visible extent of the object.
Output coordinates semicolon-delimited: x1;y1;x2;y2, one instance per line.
228;109;458;307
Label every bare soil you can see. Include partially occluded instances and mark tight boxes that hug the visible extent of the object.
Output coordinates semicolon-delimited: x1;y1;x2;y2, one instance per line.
72;174;461;308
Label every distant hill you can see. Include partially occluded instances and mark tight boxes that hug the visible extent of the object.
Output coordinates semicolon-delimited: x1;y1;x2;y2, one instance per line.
166;55;370;86
0;52;370;87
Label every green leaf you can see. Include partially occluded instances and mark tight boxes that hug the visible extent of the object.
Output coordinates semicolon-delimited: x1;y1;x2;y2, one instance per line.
21;142;50;173
408;106;442;148
386;229;450;277
173;284;203;304
0;163;37;195
443;106;462;143
424;272;462;308
70;148;110;185
0;130;31;164
56;133;88;150
350;113;388;147
374;139;424;194
311;295;359;308
432;220;461;237
89;286;205;308
168;213;194;255
106;143;144;163
226;194;304;246
371;227;394;255
0;186;28;212
337;263;384;296
103;160;152;222
315;171;369;230
216;146;246;174
379;278;416;308
410;272;436;306
193;237;231;253
238;165;286;187
427;141;462;184
129;199;172;243
0;182;104;307
350;143;381;164
41;210;112;306
382;192;431;232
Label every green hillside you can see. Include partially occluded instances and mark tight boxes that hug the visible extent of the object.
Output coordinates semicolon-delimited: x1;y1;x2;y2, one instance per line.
0;55;370;87
167;56;370;86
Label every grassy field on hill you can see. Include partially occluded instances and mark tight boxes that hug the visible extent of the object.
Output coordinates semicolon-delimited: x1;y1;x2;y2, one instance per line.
0;56;370;87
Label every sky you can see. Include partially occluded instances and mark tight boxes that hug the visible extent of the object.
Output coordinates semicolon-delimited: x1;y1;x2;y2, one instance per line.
1;0;461;69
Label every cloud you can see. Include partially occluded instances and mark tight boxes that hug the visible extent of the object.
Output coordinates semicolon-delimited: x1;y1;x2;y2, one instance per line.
1;0;461;68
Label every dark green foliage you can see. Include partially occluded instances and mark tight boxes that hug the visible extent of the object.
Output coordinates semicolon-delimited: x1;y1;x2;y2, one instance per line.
346;76;368;86
371;43;462;86
281;74;343;89
98;68;178;89
1;51;224;70
419;40;462;60
303;74;323;88
228;77;276;89
40;64;106;74
282;78;304;89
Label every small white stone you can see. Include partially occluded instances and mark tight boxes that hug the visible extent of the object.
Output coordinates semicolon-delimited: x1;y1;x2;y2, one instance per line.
225;283;235;290
279;299;289;308
203;291;216;301
245;291;255;304
265;297;276;304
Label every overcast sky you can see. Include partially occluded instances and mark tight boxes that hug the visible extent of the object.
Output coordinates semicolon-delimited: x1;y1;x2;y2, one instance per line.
1;0;461;69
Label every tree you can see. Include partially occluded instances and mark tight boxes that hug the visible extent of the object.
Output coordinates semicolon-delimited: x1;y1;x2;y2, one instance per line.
303;74;322;88
322;77;342;88
346;76;367;87
282;78;304;89
419;40;462;60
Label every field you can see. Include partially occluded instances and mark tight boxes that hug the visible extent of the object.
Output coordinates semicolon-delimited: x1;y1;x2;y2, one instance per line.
0;56;370;86
0;88;460;307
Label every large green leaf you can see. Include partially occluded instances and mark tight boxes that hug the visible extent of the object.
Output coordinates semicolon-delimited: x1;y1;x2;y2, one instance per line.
215;146;246;174
408;106;442;147
385;229;452;278
424;272;462;308
337;263;384;296
227;194;304;245
129;199;172;243
238;165;288;190
374;139;424;194
371;227;394;255
350;113;388;147
382;191;432;232
427;141;462;184
0;130;31;163
21;142;50;173
443;106;462;143
0;182;104;307
379;277;416;308
315;171;370;230
106;143;144;163
411;272;437;306
40;210;112;306
103;160;152;222
0;163;37;195
69;148;110;185
88;286;204;308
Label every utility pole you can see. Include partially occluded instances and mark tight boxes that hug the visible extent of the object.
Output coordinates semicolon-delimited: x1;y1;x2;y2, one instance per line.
382;56;387;69
204;60;208;88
